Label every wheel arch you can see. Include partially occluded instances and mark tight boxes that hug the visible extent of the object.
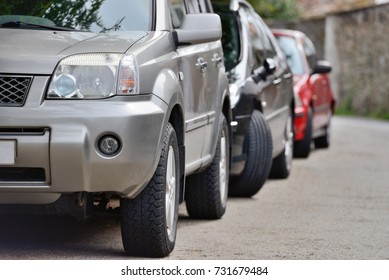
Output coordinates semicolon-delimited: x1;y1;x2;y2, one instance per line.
222;94;233;168
168;105;185;203
254;98;264;113
151;68;186;203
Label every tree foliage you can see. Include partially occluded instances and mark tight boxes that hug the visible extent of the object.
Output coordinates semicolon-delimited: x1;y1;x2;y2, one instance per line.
0;0;108;31
247;0;299;20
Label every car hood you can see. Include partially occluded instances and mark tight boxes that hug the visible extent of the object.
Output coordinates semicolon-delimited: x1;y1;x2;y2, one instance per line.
0;29;148;75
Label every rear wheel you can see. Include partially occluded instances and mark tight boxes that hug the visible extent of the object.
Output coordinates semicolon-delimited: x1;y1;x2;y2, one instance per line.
269;109;294;179
120;123;179;257
229;110;273;197
185;115;229;219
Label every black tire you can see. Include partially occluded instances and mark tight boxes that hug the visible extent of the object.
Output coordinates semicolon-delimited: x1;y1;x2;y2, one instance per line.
314;120;331;149
229;110;273;197
294;107;312;158
120;123;180;257
185;115;229;219
269;109;294;179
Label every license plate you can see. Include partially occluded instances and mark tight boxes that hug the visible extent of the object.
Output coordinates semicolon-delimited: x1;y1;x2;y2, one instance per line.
0;140;16;165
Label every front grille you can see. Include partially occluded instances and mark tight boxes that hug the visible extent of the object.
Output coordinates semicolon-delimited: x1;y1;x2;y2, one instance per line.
0;76;32;106
0;127;48;135
0;167;46;182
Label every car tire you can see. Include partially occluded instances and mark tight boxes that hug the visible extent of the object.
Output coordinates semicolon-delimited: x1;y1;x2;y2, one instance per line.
314;120;331;148
269;108;294;179
120;122;179;257
229;110;273;197
185;115;229;219
294;107;312;158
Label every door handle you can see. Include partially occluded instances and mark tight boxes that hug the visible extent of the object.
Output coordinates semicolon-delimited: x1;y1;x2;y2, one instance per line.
211;54;223;67
273;78;282;85
196;58;208;73
283;73;292;79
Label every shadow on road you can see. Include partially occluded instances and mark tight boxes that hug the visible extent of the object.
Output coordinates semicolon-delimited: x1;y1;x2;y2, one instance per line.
0;213;125;259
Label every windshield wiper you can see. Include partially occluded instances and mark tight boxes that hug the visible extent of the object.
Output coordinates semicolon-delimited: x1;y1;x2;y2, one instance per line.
1;21;75;31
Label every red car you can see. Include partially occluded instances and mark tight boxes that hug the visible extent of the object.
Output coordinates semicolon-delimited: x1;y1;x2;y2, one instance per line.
272;29;336;158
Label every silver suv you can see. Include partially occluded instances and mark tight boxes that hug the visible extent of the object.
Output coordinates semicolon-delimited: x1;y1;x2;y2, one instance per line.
0;0;231;257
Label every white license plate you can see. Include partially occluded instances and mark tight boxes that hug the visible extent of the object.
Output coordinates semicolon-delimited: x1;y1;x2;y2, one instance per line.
0;140;16;165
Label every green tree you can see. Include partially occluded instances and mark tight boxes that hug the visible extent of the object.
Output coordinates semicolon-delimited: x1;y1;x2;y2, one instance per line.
45;0;104;30
0;0;107;31
247;0;299;20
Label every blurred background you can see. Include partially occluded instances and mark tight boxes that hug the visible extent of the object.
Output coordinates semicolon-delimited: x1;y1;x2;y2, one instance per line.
249;0;389;120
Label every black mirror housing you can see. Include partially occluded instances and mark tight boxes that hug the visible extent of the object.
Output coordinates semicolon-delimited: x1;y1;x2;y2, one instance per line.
313;60;332;74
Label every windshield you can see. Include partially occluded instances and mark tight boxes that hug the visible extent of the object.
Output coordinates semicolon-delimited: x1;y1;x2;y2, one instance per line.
275;36;305;75
0;0;152;32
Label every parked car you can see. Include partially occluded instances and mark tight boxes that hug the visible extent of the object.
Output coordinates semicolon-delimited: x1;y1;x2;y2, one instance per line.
272;29;336;158
212;0;294;197
0;0;232;258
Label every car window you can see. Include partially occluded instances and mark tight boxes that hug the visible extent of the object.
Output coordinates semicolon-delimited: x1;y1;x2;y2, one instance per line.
185;0;200;13
276;36;305;75
212;5;241;71
198;0;213;12
253;15;278;60
303;36;317;71
169;0;187;28
242;7;265;70
0;0;152;32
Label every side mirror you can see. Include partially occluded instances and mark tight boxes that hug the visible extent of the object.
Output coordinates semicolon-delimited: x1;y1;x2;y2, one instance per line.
313;60;332;74
175;14;222;45
264;58;276;75
251;58;277;83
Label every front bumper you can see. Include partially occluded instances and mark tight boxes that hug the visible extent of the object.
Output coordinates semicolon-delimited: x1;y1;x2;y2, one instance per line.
0;77;167;203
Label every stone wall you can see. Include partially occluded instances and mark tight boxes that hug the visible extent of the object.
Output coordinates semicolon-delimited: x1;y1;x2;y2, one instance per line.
296;0;376;19
270;3;389;117
326;4;389;116
270;18;326;58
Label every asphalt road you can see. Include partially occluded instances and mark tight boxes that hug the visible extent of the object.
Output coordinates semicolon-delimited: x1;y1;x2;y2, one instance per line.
0;116;388;260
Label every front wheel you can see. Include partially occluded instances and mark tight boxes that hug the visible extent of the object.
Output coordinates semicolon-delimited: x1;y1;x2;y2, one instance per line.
229;110;273;197
185;115;229;219
120;123;180;257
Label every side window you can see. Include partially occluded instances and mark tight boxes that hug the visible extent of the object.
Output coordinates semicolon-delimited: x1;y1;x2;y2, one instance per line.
243;8;265;69
254;14;277;59
185;0;200;13
303;36;317;71
198;0;213;13
218;12;241;71
262;32;276;58
168;0;186;28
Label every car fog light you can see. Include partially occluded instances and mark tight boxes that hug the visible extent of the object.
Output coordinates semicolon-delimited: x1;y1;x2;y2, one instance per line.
98;135;121;156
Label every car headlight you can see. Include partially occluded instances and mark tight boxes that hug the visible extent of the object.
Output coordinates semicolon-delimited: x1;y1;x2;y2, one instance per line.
47;53;138;99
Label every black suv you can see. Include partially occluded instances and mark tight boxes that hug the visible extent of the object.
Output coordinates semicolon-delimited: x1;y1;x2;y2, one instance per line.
212;0;294;197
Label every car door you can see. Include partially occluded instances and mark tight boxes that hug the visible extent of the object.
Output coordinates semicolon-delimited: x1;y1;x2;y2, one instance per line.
303;37;332;129
252;11;292;152
168;0;206;172
192;0;225;161
169;0;221;172
239;5;282;149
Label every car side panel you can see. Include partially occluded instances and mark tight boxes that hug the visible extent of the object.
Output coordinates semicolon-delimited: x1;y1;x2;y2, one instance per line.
311;73;333;130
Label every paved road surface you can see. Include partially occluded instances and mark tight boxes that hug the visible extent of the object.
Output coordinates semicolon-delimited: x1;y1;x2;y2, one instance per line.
0;116;388;259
